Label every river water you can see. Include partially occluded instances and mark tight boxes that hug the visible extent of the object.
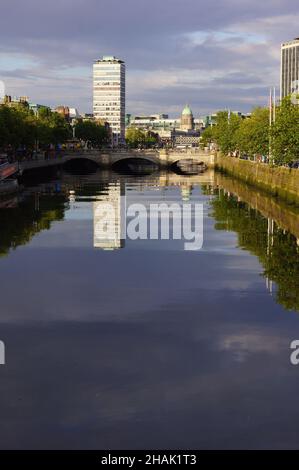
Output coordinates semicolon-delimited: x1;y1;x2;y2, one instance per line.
0;167;299;449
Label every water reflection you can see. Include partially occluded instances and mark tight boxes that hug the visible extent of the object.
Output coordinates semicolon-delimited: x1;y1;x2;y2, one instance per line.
0;169;298;313
208;173;299;311
0;190;66;258
93;182;125;250
1;169;299;448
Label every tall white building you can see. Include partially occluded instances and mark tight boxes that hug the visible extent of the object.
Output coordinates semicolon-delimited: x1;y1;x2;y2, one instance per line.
93;56;125;145
280;38;299;99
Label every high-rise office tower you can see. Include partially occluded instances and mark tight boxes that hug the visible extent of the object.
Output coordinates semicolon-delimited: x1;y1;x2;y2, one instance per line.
93;56;125;145
280;38;299;99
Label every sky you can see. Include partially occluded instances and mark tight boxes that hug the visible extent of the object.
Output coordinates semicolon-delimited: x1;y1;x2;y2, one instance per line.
0;0;298;117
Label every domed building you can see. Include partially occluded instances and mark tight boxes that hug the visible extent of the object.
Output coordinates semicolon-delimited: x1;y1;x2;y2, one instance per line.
173;104;200;147
180;105;194;131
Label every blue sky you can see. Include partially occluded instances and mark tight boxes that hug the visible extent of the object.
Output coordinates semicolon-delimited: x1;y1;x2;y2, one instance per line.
0;0;298;116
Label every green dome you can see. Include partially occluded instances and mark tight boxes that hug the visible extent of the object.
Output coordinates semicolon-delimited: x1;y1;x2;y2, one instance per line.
182;105;192;116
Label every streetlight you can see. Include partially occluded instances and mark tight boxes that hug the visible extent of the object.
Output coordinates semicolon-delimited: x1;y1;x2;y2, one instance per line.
70;119;77;139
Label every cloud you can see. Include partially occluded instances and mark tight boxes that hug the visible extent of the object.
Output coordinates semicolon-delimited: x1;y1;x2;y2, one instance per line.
0;0;297;114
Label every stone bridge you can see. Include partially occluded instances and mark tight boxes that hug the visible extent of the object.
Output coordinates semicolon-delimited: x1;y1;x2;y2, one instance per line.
19;149;215;174
63;149;215;168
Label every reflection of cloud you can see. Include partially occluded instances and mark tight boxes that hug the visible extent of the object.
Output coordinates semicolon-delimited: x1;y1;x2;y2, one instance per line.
219;332;284;363
0;310;296;448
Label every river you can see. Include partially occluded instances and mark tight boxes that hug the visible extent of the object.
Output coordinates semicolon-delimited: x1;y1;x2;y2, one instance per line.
0;167;299;449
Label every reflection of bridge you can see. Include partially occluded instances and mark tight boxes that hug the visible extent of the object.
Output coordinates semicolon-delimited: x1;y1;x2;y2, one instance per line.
61;168;215;191
19;149;215;173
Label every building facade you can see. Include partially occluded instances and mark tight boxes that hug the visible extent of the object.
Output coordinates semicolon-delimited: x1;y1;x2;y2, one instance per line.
281;38;299;99
126;106;205;147
127;112;204;134
93;56;125;145
55;106;70;121
180;105;194;131
29;103;51;116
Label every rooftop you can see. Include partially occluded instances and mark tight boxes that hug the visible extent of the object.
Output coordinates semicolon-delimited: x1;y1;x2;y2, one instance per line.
94;56;124;64
282;38;299;46
182;105;193;116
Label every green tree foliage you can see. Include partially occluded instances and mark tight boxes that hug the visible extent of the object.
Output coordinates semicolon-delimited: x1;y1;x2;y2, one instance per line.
200;125;215;147
0;105;36;148
271;97;299;165
201;101;299;165
201;111;242;154
75;120;108;147
39;110;71;145
0;103;71;150
213;111;242;154
235;107;269;158
126;128;159;148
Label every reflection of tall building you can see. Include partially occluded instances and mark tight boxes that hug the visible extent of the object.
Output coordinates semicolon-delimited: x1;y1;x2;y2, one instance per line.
93;182;125;250
181;185;193;202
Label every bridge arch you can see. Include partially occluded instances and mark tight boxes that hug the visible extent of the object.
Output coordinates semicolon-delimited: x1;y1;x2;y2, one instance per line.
164;151;215;167
171;158;207;166
63;157;99;173
110;154;160;166
111;156;160;175
170;158;208;175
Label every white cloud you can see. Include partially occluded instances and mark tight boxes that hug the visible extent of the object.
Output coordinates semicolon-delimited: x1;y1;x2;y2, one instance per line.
0;1;296;114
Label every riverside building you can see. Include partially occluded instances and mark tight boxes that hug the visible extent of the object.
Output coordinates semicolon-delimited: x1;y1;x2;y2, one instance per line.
281;38;299;99
127;106;203;147
93;56;125;145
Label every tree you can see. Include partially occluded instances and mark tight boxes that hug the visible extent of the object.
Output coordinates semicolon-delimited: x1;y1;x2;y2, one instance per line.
200;125;215;147
0;105;37;150
126;128;146;147
235;107;269;158
126;128;159;148
206;111;242;154
0;104;72;151
0;106;15;147
271;97;299;165
48;112;71;144
75;120;108;147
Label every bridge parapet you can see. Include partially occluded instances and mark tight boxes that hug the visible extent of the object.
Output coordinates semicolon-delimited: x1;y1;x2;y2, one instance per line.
64;149;160;166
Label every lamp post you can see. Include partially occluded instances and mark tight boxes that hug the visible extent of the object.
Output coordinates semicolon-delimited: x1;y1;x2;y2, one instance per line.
71;119;77;139
269;87;276;165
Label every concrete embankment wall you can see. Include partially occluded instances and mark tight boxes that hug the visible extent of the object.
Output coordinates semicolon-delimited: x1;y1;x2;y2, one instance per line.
216;154;299;205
